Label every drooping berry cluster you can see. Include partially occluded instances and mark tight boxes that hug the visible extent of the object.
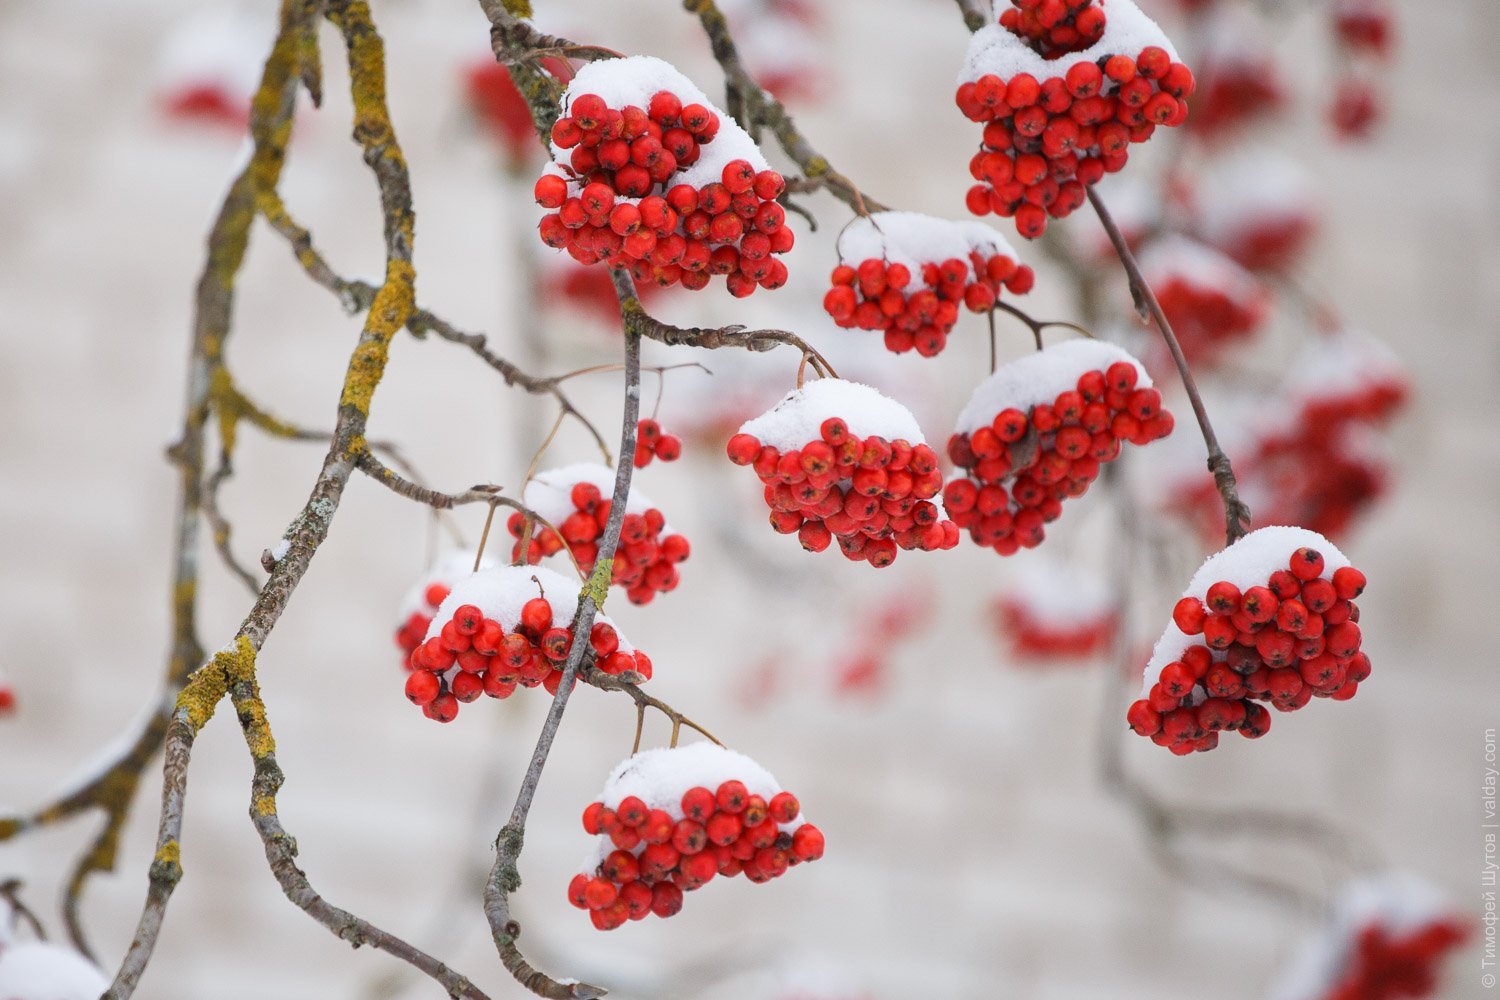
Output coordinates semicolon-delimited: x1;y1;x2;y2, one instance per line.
1128;527;1370;755
994;558;1118;661
1333;0;1394;59
1328;0;1393;139
1139;236;1270;365
0;679;14;716
156;11;264;132
534;56;792;296
1190;149;1318;273
998;0;1106;58
634;418;682;467
570;744;824;930
463;57;554;166
1163;331;1407;545
1272;873;1469;1000
404;566;652;723
957;0;1195;237
946;340;1173;556
393;550;493;672
822;212;1034;358
1187;9;1284;137
509;465;690;605
727;379;959;567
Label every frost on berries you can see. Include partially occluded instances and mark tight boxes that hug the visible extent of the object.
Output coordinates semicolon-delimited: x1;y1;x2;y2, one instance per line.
570;743;824;930
1138;236;1270;365
727;379;959;568
1129;526;1371;755
822;212;1033;358
945;339;1173;556
995;557;1117;661
393;549;496;671
403;565;653;723
510;463;691;605
534;55;792;296
1270;872;1469;1000
957;0;1195;238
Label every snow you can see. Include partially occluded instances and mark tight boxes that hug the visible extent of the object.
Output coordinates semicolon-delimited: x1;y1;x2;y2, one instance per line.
1138;235;1266;304
0;941;110;1000
835;212;1019;284
1192;147;1315;246
522;463;680;539
1281;329;1406;408
960;0;1179;86
581;742;806;872
1269;872;1459;1000
1002;556;1115;628
268;538;291;563
422;564;634;653
398;549;496;619
1141;526;1353;693
955;339;1151;435
740;379;928;450
554;56;769;192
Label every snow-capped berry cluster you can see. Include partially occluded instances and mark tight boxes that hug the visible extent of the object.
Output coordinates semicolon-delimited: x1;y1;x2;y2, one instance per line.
1129;526;1371;755
957;0;1194;238
404;566;652;723
570;744;824;930
1139;236;1270;364
727;379;959;567
1271;873;1469;1000
464;56;553;166
0;679;13;716
945;340;1173;556
995;558;1118;660
999;0;1106;58
822;212;1034;358
1328;2;1392;139
509;465;690;605
534;56;792;296
393;550;494;672
1282;331;1409;440
1333;0;1394;59
1189;150;1318;273
634;418;682;467
1187;9;1284;137
155;9;266;131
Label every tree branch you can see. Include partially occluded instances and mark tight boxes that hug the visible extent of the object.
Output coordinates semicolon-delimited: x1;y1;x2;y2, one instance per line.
1086;185;1251;547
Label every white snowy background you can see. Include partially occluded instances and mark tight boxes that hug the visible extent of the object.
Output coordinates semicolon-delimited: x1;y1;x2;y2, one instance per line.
0;0;1496;997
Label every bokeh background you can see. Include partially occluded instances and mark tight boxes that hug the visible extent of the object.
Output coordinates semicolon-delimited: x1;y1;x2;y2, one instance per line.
1;0;1496;997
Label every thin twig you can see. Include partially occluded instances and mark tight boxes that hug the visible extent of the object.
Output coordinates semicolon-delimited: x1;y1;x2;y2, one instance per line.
1087;185;1251;546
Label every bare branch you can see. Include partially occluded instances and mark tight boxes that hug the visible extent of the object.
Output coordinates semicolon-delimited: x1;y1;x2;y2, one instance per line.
1086;185;1251;546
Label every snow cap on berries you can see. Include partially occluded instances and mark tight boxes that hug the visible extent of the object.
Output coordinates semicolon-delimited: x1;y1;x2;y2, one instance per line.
1141;525;1352;693
956;339;1151;435
554;56;769;192
523;463;673;531
398;549;495;620
960;0;1179;86
0;938;109;1000
740;379;928;452
1270;872;1469;1000
836;212;1019;283
425;565;635;653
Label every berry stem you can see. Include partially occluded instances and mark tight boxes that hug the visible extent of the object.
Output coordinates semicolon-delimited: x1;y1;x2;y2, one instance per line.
1086;185;1252;546
993;300;1095;351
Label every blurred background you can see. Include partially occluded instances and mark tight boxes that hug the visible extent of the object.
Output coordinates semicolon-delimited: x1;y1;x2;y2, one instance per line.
0;0;1496;997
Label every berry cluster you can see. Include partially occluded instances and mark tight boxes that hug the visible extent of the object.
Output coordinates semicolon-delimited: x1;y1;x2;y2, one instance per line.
464;57;548;166
1187;11;1284;137
822;212;1034;358
727;379;959;567
510;464;690;605
403;566;652;723
1333;0;1394;59
1139;237;1269;364
1191;149;1318;273
0;680;14;716
571;744;824;930
946;340;1173;556
534;56;792;296
634;419;682;468
958;0;1195;237
1128;527;1370;755
1273;874;1470;1000
998;0;1105;58
393;550;493;672
994;558;1117;661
